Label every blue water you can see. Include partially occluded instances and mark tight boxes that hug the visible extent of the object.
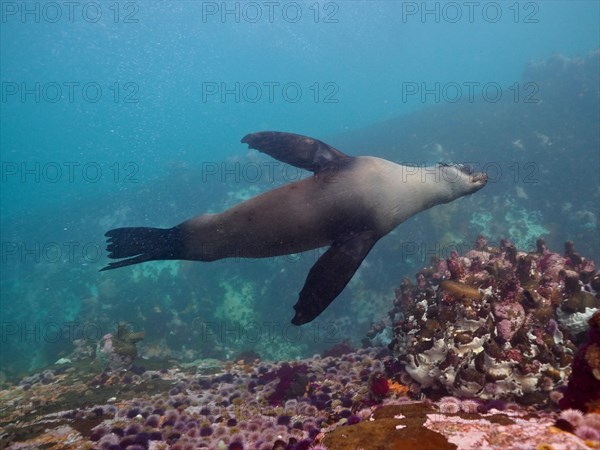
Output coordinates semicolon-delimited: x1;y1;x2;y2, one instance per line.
1;1;599;378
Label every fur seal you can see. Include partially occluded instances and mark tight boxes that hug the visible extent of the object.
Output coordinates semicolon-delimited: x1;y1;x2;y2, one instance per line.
101;131;487;325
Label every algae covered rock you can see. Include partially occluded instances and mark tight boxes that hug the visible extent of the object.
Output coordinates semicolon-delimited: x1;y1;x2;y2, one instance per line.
96;322;145;371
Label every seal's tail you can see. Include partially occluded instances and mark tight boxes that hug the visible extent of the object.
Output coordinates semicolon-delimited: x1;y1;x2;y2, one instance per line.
100;226;183;271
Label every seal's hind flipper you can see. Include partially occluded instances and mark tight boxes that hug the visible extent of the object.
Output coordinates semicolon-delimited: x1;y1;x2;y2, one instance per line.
241;131;352;173
101;226;184;271
291;231;379;325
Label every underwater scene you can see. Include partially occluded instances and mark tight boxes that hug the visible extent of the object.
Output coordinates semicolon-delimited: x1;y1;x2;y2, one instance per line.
1;1;599;449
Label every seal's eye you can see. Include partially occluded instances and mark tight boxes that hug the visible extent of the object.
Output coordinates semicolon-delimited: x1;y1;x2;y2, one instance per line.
439;162;472;174
460;164;474;175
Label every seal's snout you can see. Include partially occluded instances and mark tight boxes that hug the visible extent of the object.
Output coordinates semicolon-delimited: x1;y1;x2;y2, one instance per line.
469;172;488;193
472;172;488;184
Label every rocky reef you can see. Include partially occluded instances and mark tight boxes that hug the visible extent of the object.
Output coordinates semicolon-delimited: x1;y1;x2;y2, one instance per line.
2;346;598;450
381;236;599;404
2;236;599;449
0;347;393;449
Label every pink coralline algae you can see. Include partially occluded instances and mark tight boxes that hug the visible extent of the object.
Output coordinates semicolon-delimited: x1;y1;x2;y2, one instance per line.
384;236;599;403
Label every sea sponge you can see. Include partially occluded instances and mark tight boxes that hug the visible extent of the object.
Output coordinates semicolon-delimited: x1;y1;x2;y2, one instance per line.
387;380;409;396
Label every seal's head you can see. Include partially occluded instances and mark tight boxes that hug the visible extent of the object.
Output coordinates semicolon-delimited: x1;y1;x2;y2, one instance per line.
436;163;488;203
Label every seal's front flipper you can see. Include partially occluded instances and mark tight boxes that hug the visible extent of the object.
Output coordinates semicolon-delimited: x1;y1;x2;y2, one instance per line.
241;131;352;173
291;231;379;325
100;226;184;271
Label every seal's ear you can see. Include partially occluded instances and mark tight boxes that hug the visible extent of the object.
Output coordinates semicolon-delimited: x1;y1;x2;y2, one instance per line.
241;131;353;174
